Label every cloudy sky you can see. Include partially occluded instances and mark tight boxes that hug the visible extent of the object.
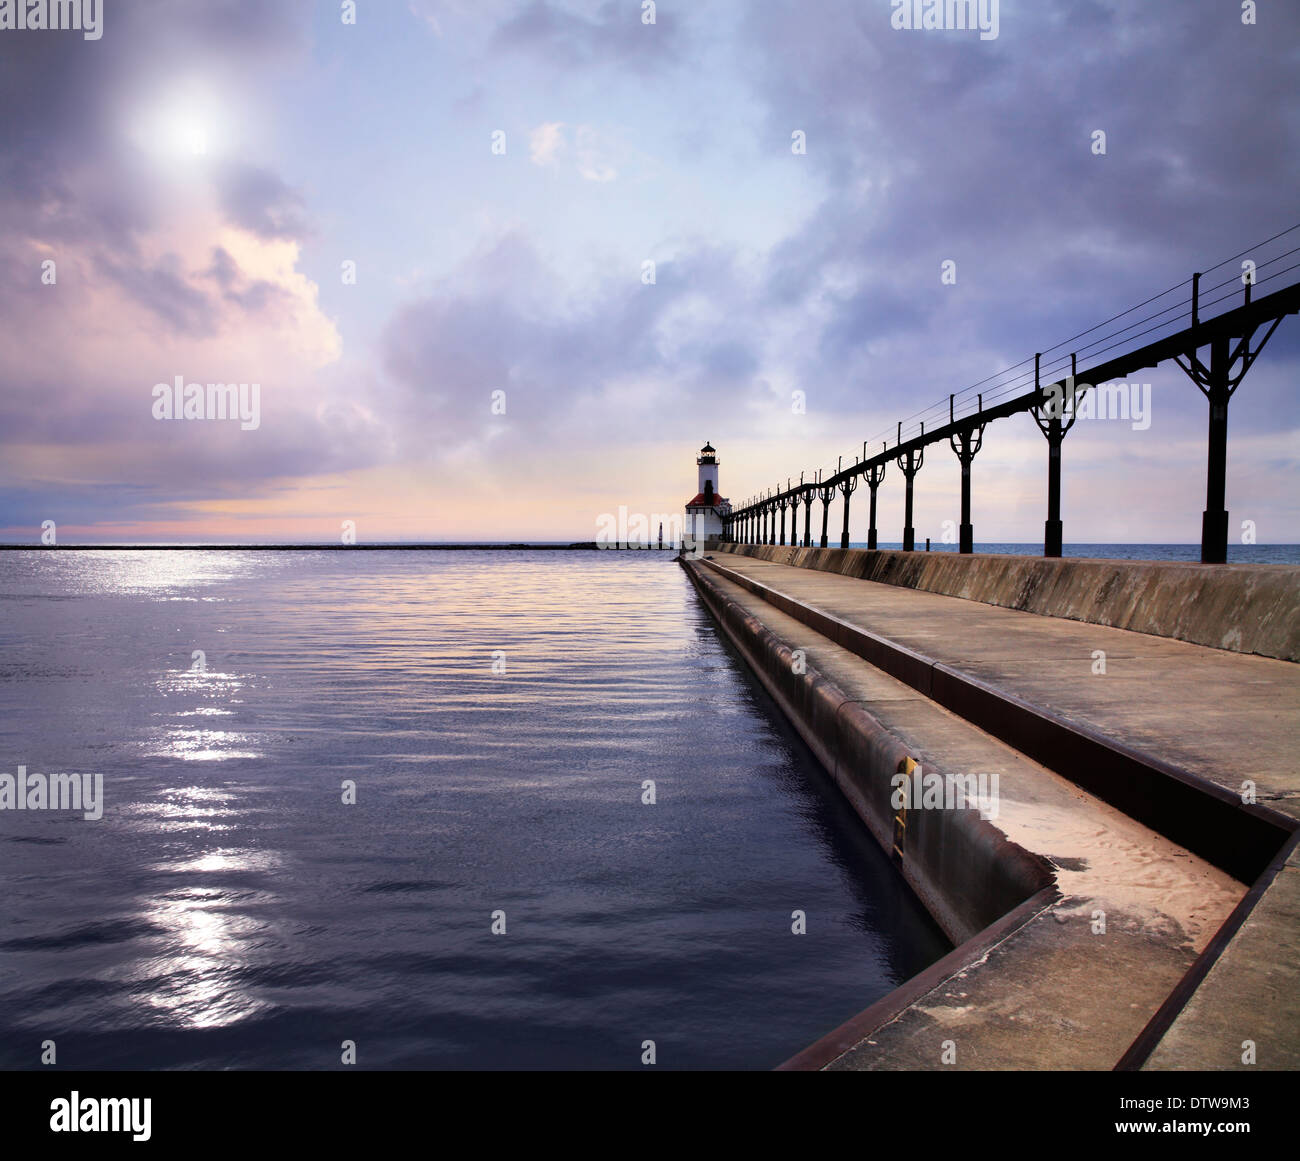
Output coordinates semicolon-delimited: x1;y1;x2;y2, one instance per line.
1;0;1297;544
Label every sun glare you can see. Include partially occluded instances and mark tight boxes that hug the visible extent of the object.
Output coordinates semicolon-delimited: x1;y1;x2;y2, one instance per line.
130;86;224;162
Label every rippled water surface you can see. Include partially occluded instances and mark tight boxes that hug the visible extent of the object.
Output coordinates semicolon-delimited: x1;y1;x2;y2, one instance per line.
0;550;948;1070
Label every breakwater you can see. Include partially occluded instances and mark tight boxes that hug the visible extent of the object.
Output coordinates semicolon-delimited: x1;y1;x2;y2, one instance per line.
681;545;1300;1069
710;542;1300;661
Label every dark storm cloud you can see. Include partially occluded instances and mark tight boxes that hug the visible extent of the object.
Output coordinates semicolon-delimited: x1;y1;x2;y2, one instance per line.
214;163;311;240
166;0;310;52
199;246;284;312
93;250;217;335
74;244;287;333
0;465;324;537
377;234;767;450
386;0;1298;470
0;31;147;240
733;0;1300;427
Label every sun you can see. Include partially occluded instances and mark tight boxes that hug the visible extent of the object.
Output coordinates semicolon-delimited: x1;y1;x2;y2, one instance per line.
130;85;224;162
174;118;209;157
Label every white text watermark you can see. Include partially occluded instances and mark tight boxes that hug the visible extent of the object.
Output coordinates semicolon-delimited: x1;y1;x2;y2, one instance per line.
151;376;260;430
0;0;102;40
891;0;999;41
50;1093;150;1141
1043;377;1152;431
1;766;103;820
891;765;1000;820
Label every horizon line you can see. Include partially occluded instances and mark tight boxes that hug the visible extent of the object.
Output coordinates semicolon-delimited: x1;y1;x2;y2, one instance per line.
2;541;1298;550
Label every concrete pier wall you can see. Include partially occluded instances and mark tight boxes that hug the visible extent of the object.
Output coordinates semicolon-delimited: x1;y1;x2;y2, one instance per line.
710;543;1300;662
682;548;1299;1069
683;559;1051;944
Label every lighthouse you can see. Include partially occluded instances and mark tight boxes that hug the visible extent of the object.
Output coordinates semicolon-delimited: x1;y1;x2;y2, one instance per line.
684;442;730;545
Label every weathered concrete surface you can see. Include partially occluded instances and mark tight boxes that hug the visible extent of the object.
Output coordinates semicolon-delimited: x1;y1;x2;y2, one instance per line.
825;902;1213;1071
682;558;1245;1069
684;559;1050;945
713;543;1300;662
703;549;1300;822
1143;842;1300;1071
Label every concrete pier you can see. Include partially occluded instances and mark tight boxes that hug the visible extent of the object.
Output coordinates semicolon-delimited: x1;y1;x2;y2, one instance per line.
709;543;1300;660
681;544;1300;1070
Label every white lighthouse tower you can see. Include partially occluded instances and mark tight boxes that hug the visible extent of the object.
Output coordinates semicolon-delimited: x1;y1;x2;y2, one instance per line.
684;442;730;546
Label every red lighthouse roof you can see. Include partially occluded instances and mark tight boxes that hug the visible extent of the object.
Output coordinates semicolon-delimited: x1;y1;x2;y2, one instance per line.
686;492;729;508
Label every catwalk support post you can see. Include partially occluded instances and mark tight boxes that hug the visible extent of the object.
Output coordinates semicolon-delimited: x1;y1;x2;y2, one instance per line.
1173;272;1283;563
836;456;859;550
895;421;925;552
1031;353;1080;558
949;394;986;555
864;442;887;551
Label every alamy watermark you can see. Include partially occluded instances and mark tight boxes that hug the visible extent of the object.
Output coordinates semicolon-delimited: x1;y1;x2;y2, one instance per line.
0;0;102;39
891;764;1000;821
596;506;711;556
1043;376;1151;431
49;1092;150;1141
1;766;103;820
891;0;999;40
151;376;260;430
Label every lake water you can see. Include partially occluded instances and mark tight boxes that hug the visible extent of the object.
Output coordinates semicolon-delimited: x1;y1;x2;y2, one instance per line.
0;550;949;1071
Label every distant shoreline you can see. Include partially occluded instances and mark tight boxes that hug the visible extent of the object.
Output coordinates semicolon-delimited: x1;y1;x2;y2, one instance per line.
0;542;614;551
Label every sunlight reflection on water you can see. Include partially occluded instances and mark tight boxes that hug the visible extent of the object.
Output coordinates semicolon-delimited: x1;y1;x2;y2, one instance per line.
0;549;950;1068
